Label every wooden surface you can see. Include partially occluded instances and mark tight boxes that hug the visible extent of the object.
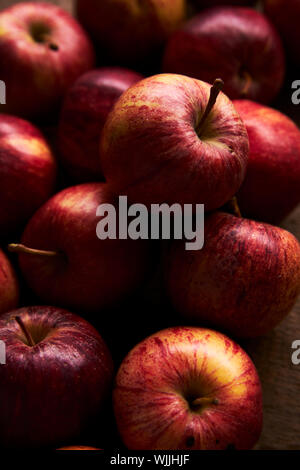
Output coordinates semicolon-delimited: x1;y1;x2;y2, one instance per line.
1;0;300;451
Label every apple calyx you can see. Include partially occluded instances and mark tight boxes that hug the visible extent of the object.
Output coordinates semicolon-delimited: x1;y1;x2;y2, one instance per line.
191;397;219;408
8;243;60;258
15;316;35;347
196;78;224;135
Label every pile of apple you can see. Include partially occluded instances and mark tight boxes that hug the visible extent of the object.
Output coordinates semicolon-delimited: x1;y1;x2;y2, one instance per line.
0;0;299;451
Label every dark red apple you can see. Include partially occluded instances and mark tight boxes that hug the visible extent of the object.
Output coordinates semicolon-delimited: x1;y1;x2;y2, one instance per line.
100;74;249;209
8;183;151;313
234;100;300;224
114;326;263;449
0;114;56;238
163;7;285;104
75;0;185;64
193;0;254;7
264;0;300;66
0;249;19;315
58;67;143;182
0;2;95;120
57;446;101;450
0;306;113;448
165;212;300;338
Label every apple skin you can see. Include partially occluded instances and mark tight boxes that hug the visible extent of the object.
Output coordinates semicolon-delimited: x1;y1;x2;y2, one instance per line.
16;183;151;312
0;2;95;120
75;0;185;64
165;212;300;338
163;7;285;104
113;326;263;450
57;446;101;450
58;67;143;183
234;100;300;224
0;114;57;238
264;0;300;65
0;306;113;448
0;249;19;315
193;0;254;6
100;74;249;210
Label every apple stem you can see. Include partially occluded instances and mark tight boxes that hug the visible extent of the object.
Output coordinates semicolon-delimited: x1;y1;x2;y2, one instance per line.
192;397;219;407
15;316;35;347
8;243;60;258
227;196;242;218
241;70;252;96
196;78;224;135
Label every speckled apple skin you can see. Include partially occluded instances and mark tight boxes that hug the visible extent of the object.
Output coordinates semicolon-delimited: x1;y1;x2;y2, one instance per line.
18;183;151;312
264;0;300;65
234;100;300;224
0;306;113;448
76;0;185;64
0;2;95;119
163;7;285;104
113;326;262;450
100;74;249;210
0;249;19;314
0;114;56;237
166;212;300;338
58;68;143;182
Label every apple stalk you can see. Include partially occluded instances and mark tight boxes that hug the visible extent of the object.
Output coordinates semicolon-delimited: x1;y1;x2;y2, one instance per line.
196;78;224;135
8;243;60;258
14;316;35;347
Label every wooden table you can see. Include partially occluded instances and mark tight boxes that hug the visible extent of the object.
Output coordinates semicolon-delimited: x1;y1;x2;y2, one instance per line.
1;0;300;450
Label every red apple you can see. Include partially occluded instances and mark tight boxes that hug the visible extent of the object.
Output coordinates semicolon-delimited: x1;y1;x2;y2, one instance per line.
57;446;101;450
264;0;300;65
8;183;151;313
0;2;95;120
0;306;113;448
165;212;300;338
58;67;143;183
163;7;285;104
0;249;19;315
114;326;263;449
193;0;254;7
100;74;249;209
75;0;186;64
0;114;56;237
234;100;300;224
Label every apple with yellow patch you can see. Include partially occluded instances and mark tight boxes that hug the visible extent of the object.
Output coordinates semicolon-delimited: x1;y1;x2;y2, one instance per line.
0;2;95;119
0;114;56;237
100;74;249;209
113;326;263;450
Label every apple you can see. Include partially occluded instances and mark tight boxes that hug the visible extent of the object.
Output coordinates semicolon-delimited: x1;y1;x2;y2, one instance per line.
57;446;101;450
234;100;300;224
163;7;285;104
0;2;95;120
0;249;19;315
114;326;263;450
100;74;249;210
0;306;113;448
8;183;151;313
0;114;57;238
264;0;300;66
58;67;143;183
193;0;254;7
75;0;185;65
165;212;300;338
